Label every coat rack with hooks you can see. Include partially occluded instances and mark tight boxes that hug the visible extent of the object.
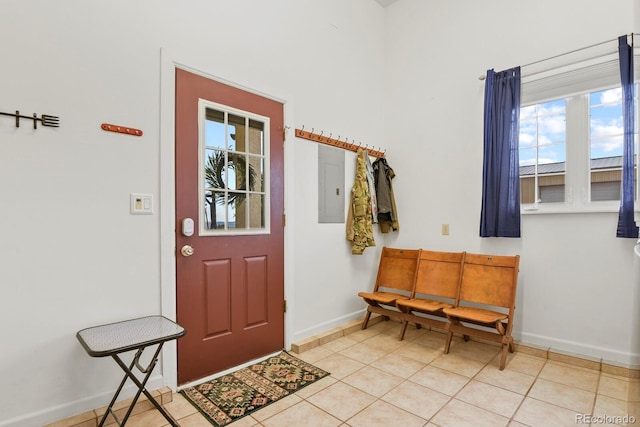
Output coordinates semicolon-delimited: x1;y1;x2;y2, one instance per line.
295;127;385;158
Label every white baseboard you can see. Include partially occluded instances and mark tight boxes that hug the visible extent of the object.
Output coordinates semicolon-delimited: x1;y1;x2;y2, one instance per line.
515;331;640;368
292;312;640;369
292;309;366;343
0;376;164;427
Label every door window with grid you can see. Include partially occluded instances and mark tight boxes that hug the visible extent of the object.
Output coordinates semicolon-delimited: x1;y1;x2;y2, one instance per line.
199;100;270;234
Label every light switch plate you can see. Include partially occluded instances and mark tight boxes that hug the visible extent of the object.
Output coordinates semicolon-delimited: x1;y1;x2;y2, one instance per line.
130;193;153;215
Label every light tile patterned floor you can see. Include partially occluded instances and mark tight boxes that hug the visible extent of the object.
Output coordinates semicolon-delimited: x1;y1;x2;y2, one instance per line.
56;320;640;426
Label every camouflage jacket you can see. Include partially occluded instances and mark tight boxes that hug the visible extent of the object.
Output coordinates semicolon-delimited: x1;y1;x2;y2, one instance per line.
346;149;376;254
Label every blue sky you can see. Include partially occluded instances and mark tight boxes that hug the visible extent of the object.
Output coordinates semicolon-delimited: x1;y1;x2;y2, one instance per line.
204;118;236;227
519;88;629;167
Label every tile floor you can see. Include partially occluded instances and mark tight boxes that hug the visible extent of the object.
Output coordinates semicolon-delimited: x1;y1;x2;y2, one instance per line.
55;320;640;427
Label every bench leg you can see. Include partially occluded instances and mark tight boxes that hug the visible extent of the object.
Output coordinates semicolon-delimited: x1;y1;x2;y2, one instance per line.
399;320;408;341
362;310;372;330
499;344;509;370
444;330;454;354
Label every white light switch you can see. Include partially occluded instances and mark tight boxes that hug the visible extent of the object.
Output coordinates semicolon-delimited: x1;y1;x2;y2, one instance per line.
130;193;153;215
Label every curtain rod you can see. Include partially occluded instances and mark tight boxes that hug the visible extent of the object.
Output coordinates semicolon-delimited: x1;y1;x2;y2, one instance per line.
478;33;638;80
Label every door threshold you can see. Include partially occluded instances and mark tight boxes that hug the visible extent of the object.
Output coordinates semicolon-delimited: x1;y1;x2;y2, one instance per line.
177;349;283;391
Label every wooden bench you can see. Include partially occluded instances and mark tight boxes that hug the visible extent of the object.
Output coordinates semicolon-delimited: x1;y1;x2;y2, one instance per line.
443;252;520;370
358;248;520;369
395;250;465;340
357;247;421;329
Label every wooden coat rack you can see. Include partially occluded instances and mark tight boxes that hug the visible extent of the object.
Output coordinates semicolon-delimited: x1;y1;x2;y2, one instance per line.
295;128;385;158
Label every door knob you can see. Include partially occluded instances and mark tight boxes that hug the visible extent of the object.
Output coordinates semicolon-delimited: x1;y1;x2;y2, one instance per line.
181;245;195;257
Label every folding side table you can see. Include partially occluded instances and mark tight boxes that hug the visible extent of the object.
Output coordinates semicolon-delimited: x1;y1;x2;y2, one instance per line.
76;315;186;426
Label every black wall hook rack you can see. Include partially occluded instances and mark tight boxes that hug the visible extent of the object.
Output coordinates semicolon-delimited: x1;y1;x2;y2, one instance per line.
0;110;60;129
295;127;385;158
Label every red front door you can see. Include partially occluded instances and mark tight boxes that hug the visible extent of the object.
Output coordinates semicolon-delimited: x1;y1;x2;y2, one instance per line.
175;68;285;385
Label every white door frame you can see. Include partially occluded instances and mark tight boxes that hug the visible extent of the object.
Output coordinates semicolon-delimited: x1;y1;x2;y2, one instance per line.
158;48;295;389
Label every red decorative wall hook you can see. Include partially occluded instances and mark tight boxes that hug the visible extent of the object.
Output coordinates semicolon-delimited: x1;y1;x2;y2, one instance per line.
101;123;143;137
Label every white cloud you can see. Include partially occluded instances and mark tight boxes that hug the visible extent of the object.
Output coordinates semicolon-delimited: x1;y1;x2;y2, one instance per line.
519;158;535;166
591;119;623;138
600;88;622;104
591;134;623;153
519;132;535;147
537;157;558;164
537;104;565;116
539;115;565;135
520;106;537;121
538;135;554;146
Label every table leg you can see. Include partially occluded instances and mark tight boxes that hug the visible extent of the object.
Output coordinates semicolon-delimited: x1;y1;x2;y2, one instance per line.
98;343;178;426
97;349;140;427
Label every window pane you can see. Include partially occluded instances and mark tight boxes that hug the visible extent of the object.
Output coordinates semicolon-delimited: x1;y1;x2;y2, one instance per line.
540;185;564;203
248;120;265;155
591;180;621;201
519;99;566;204
589;88;624;201
519;119;537;150
228;114;246;154
248;155;264;192
204;190;226;230
226;153;242;191
204;109;225;151
199;101;269;233
203;191;213;229
519;147;536;204
538;144;566;167
538;101;566;146
204;149;225;190
228;192;244;229
249;194;265;229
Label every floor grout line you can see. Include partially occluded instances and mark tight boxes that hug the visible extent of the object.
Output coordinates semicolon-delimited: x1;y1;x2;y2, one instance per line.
50;318;638;426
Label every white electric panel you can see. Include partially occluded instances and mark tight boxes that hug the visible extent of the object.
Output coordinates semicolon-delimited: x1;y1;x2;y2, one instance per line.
318;145;345;223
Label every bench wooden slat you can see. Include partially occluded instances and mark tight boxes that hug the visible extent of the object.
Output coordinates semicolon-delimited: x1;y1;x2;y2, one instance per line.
444;252;520;370
395;250;465;340
358;247;421;330
358;291;409;305
442;306;507;324
357;248;520;371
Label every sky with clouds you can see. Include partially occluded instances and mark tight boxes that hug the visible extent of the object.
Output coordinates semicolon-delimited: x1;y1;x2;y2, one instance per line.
519;87;631;167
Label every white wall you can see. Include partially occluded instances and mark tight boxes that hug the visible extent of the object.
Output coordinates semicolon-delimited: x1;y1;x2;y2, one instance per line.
383;0;639;365
1;0;639;426
0;1;386;426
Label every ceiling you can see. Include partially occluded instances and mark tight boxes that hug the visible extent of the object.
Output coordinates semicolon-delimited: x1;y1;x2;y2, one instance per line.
375;0;398;7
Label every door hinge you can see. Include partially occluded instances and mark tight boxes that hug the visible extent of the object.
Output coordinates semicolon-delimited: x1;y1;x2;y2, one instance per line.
283;300;287;313
282;214;286;227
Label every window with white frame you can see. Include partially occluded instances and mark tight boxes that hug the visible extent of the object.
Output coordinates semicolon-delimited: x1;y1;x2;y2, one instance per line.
199;100;270;234
518;56;638;213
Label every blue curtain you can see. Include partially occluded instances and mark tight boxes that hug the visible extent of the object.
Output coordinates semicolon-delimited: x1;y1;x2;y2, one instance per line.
616;35;638;238
480;67;522;237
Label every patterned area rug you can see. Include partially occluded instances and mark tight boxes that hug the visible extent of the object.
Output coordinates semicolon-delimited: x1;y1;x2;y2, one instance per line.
180;351;330;426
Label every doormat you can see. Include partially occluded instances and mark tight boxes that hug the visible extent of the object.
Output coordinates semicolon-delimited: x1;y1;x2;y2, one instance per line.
180;351;330;426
